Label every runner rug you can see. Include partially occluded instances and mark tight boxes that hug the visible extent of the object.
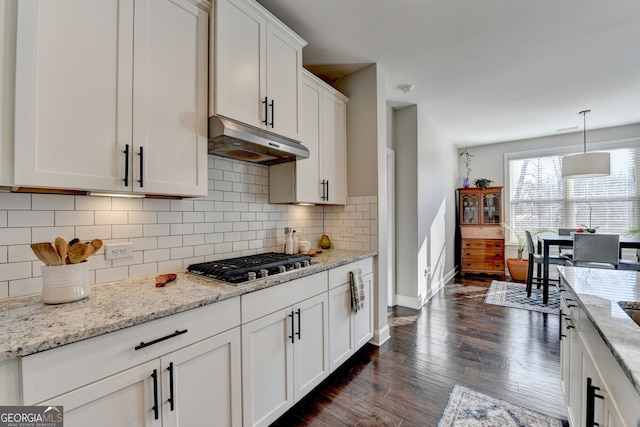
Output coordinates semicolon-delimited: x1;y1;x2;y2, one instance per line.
484;280;560;314
437;384;567;426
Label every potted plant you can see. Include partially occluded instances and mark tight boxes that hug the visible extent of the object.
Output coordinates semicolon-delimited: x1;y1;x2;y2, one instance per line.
459;149;473;188
500;222;528;281
474;178;493;189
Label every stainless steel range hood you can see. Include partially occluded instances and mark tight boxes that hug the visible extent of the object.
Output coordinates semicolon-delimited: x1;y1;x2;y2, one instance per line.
208;116;309;165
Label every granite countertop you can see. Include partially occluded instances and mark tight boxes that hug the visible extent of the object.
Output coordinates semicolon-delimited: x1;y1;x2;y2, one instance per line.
0;249;376;361
557;265;640;394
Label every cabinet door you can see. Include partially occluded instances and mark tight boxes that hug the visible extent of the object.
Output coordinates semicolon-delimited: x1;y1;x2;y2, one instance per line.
213;0;265;129
328;282;354;372
293;293;329;401
265;22;301;140
322;90;347;204
162;328;242;427
242;308;294;427
354;272;374;349
293;74;323;203
14;0;133;192
39;359;161;427
132;0;208;196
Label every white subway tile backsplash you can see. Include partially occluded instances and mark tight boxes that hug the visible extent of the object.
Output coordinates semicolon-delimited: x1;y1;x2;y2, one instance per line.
144;249;171;263
8;245;37;263
9;211;54;227
143;224;171;237
9;277;41;298
0;158;377;301
75;195;111;211
171;246;193;260
0;282;8;298
1;228;31;245
128;211;157;224
171;199;194;212
129;237;158;251
55;211;94;226
158;211;182;224
112;198;143;211
171;223;193;235
96;266;129;284
112;224;143;239
96;211;128;225
75;225;112;241
183;212;204;223
158;235;183;248
0;193;31;210
31;227;75;244
0;262;31;281
143;198;171;211
129;262;158;278
32;194;74;210
183;234;204;246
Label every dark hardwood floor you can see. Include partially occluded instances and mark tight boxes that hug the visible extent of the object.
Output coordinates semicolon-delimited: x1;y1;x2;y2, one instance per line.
272;276;568;426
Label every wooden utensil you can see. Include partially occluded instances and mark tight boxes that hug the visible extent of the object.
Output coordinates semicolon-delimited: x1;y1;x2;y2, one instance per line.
90;238;103;253
54;237;68;265
31;242;62;266
68;242;88;264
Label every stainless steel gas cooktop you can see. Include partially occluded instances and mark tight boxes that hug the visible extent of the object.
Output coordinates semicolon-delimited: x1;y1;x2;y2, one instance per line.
187;252;312;284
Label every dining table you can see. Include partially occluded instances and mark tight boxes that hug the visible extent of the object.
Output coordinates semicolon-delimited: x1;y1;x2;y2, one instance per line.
536;233;640;304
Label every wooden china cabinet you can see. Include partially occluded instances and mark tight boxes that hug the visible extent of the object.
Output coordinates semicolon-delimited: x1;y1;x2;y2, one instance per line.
457;186;505;279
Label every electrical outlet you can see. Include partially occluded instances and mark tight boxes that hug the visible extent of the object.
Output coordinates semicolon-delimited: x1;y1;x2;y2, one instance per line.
105;243;134;260
340;226;355;238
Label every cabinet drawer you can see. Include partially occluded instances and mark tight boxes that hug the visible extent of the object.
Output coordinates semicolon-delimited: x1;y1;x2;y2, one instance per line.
462;248;504;260
462;260;505;271
328;257;374;289
462;239;503;250
21;297;241;405
241;271;328;323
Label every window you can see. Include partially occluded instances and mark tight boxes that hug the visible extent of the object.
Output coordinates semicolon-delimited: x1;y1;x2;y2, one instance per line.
507;147;640;239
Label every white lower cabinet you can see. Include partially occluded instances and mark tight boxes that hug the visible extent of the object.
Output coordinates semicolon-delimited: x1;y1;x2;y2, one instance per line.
241;274;329;427
328;259;374;372
21;298;242;427
559;282;639;427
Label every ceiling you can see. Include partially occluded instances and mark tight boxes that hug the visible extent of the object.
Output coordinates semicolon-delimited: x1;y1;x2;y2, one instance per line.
256;0;640;147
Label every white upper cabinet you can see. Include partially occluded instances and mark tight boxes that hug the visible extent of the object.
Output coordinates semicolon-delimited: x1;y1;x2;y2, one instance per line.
10;0;208;197
211;0;306;140
269;70;348;205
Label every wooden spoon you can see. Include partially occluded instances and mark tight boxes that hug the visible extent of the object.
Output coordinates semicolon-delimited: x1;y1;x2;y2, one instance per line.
54;237;67;265
68;242;88;264
31;242;62;266
90;238;103;253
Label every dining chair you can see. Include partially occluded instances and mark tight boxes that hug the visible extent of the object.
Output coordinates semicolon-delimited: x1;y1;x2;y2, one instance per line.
568;233;620;269
618;249;640;271
525;230;567;297
558;228;577;258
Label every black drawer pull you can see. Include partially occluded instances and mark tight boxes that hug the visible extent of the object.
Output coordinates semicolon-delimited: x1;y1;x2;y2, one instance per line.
151;369;159;420
135;329;188;350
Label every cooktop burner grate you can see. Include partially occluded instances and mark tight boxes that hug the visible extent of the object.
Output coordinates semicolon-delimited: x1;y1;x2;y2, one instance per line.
187;252;312;284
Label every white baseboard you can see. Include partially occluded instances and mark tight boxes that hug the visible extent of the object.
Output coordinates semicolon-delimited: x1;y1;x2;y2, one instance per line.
370;324;390;347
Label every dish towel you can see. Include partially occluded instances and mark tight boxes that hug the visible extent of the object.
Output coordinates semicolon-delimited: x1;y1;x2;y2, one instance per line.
350;268;365;314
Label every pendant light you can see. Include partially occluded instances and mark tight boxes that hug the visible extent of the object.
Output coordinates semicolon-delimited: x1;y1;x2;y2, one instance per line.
561;110;610;179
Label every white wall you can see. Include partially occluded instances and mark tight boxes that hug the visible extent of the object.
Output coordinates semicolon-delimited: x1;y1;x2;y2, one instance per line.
393;105;458;309
335;63;390;345
0;155;378;299
457;122;640;188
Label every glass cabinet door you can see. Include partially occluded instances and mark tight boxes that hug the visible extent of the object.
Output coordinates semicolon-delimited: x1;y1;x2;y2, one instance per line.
461;193;479;224
482;191;501;224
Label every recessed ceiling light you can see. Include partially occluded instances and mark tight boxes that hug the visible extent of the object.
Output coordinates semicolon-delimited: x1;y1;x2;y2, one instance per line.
399;84;414;93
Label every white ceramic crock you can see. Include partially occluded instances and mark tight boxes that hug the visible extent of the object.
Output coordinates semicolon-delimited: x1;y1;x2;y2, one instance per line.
41;262;90;304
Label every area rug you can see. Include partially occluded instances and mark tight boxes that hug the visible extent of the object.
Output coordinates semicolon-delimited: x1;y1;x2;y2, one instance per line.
437;384;567;426
484;280;560;314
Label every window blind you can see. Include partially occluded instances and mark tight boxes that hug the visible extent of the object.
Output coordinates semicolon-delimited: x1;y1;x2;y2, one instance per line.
508;148;640;240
